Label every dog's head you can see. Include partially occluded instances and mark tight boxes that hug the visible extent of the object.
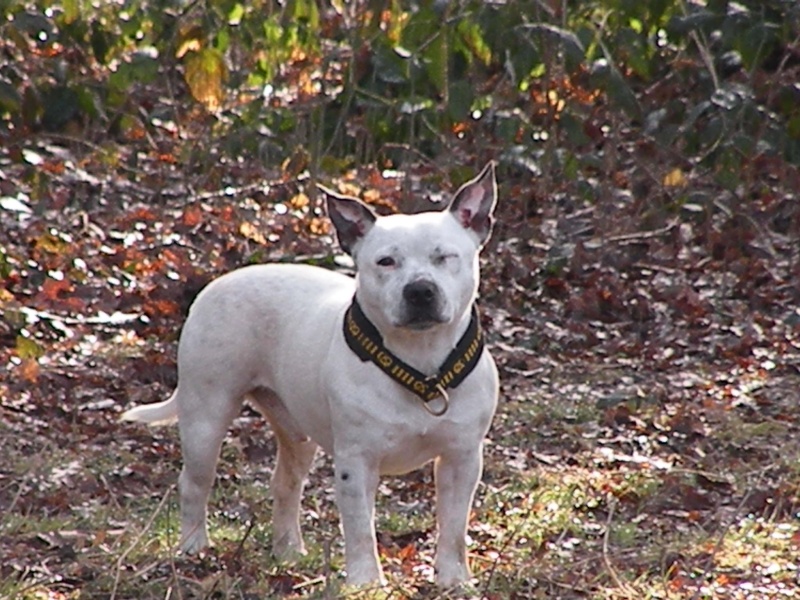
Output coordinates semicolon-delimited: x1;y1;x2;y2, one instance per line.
322;162;497;332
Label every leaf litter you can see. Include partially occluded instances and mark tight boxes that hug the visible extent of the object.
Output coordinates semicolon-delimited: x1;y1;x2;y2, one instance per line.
2;28;800;600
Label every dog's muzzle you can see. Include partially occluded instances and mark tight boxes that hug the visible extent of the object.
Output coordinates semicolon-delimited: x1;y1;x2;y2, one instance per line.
401;280;443;328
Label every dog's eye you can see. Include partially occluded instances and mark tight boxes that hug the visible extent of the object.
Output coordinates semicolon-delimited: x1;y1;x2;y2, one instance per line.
432;253;456;266
377;256;396;267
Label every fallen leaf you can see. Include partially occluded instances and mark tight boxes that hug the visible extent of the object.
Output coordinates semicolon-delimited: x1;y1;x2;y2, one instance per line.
182;204;203;227
663;168;687;187
240;221;267;245
19;358;40;382
16;335;44;359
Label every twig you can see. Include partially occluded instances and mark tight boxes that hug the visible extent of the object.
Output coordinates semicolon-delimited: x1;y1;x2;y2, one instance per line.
323;536;334;599
232;518;257;562
480;505;533;596
1;436;58;514
603;220;679;245
382;143;441;172
2;306;140;327
535;574;593;596
291;575;326;592
110;484;175;600
602;498;639;598
3;478;26;515
189;180;273;202
167;495;183;600
99;473;123;511
322;47;356;160
689;469;767;600
680;0;720;91
201;570;237;600
39;132;157;170
631;262;681;275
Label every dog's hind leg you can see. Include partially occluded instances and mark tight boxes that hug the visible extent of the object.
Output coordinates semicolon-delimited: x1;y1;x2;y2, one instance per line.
270;431;317;558
177;386;243;553
249;388;317;559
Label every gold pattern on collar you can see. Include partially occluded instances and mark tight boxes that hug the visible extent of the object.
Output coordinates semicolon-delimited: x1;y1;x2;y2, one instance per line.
343;299;484;416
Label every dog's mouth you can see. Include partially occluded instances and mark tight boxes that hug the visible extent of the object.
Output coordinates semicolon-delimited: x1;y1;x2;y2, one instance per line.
398;309;448;330
401;319;441;331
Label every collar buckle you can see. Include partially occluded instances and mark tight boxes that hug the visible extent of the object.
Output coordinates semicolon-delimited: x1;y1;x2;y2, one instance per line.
422;378;449;417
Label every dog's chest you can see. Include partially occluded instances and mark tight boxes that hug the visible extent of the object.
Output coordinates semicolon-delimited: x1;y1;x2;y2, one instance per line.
372;415;459;475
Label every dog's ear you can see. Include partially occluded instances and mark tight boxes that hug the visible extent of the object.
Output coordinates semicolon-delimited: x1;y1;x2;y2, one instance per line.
448;161;498;246
320;185;378;255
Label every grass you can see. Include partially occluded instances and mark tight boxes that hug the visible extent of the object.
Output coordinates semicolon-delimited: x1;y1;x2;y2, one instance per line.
1;352;799;599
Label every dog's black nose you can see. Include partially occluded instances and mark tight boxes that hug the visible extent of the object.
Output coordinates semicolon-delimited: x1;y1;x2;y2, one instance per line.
403;280;437;308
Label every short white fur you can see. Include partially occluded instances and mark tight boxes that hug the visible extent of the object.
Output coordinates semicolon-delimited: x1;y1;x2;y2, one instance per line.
121;162;499;587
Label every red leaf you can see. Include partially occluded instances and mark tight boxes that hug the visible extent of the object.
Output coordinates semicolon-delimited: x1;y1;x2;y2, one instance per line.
182;205;203;227
19;358;40;383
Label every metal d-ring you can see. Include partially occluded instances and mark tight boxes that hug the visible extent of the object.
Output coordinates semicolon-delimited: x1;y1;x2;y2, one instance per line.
422;382;449;417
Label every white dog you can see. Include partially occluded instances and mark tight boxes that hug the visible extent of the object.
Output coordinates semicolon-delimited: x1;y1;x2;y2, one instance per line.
122;163;499;587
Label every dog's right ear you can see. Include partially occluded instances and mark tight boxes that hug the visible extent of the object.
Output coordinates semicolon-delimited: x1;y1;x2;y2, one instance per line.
319;185;378;255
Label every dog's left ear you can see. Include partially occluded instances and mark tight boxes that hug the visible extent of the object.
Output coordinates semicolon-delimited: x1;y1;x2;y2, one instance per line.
320;185;378;256
448;161;498;246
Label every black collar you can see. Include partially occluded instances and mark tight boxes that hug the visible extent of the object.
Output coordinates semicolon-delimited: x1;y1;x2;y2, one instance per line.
343;298;484;416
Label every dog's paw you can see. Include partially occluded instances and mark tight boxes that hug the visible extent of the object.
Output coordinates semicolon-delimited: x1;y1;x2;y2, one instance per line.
345;565;387;587
272;535;307;561
436;579;479;598
180;531;210;554
435;563;472;589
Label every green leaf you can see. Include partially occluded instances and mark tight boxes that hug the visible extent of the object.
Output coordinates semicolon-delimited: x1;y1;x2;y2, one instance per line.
75;85;98;120
422;33;447;95
618;28;651;79
185;48;228;112
666;10;719;36
457;19;492;66
736;22;779;70
714;147;742;191
90;22;110;64
788;115;800;140
216;27;230;53
448;79;473;122
12;11;54;38
22;86;41;127
520;23;586;64
228;3;245;26
563;152;580;180
287;0;319;30
560;112;590;147
0;81;21;113
41;86;80;130
374;42;408;84
63;0;80;24
591;61;642;121
109;51;159;92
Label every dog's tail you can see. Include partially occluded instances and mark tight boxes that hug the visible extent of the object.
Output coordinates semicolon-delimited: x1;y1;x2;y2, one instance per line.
120;391;179;425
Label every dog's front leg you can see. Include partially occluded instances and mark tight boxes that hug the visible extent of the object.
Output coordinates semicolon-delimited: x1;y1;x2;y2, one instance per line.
334;451;385;586
433;447;483;587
